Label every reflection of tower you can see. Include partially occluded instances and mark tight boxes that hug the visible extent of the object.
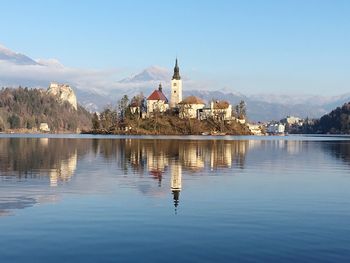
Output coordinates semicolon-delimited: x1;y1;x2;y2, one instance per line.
171;163;182;214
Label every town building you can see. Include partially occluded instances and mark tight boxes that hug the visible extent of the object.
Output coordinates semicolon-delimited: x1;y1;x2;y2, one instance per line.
284;116;301;125
170;58;182;108
178;96;206;119
267;123;285;134
247;123;263;135
146;83;169;115
39;123;50;132
199;100;232;120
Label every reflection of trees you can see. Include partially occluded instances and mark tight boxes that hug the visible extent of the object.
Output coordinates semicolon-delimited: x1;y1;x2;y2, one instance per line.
0;138;89;184
322;141;350;166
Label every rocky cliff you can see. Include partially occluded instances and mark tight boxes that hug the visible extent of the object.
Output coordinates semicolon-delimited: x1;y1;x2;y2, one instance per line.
47;83;77;110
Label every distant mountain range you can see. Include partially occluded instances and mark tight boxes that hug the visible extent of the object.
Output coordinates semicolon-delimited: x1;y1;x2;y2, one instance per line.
0;43;349;121
0;44;39;65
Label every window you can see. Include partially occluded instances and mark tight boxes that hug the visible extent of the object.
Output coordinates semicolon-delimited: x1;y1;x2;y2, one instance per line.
173;83;177;86
174;90;176;93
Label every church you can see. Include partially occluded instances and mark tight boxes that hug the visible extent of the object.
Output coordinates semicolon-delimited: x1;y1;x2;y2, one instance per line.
146;59;183;115
145;58;233;120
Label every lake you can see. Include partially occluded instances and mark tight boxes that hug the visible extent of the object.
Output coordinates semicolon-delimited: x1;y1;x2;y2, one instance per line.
0;134;350;262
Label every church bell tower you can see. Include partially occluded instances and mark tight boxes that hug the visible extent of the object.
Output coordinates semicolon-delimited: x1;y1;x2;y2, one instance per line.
170;58;182;108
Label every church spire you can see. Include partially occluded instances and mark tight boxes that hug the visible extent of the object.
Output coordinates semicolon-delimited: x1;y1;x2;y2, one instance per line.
172;58;181;80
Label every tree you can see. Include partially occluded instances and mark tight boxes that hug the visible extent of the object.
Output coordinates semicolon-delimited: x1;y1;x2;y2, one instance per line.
235;100;247;119
0;116;5;131
92;112;100;130
8;114;21;129
118;95;129;121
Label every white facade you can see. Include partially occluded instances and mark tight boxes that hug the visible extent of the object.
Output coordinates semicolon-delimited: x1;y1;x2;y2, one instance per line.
39;123;50;132
210;101;232;120
170;79;182;108
179;103;205;119
267;123;285;134
147;100;169;113
247;124;263;135
286;116;301;125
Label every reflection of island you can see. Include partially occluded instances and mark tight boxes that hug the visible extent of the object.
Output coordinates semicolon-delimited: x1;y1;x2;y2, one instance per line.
116;139;249;212
0;138;89;216
0;138;249;215
0;138;86;185
121;140;249;174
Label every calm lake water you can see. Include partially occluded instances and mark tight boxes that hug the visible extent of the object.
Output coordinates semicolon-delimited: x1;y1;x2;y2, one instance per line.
0;134;350;262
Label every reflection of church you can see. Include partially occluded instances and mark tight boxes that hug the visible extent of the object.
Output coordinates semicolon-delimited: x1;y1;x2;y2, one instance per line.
171;163;182;213
123;139;249;213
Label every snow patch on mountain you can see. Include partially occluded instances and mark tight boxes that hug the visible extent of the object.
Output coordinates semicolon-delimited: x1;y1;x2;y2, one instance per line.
119;66;171;83
0;44;39;65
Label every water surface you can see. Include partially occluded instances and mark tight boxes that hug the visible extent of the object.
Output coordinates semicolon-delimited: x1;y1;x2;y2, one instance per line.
0;135;350;262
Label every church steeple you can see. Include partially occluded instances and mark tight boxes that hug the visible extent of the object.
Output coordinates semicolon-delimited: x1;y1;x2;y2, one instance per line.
170;58;183;108
172;58;181;80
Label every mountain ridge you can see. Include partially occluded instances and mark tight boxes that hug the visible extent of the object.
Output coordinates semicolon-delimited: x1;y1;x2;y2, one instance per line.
1;43;349;121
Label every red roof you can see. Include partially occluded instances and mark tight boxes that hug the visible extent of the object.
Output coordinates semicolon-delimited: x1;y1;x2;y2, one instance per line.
147;90;168;101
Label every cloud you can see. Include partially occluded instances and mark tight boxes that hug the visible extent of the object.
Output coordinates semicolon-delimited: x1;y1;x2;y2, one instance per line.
0;58;218;98
0;60;123;95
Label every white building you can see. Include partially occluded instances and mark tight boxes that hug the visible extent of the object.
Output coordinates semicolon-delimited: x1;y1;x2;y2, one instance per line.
170;59;182;108
267;123;285;134
247;123;263;135
178;96;206;119
39;123;50;132
146;84;169;114
285;116;301;125
199;100;232;120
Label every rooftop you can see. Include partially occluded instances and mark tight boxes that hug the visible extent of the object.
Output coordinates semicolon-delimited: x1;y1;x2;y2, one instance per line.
147;89;168;102
179;96;205;105
212;100;230;109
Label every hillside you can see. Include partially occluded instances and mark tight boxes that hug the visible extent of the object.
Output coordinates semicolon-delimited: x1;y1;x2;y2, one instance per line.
312;102;350;134
0;87;92;132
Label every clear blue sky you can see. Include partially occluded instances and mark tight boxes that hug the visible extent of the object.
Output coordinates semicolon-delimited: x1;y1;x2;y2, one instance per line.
1;0;349;95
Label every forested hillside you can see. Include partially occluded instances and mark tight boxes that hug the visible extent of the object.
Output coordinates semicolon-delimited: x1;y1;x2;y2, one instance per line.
0;87;92;132
312;102;350;134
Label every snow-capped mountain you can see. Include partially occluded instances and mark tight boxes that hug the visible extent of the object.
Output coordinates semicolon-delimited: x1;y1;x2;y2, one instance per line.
119;66;171;83
0;44;39;65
